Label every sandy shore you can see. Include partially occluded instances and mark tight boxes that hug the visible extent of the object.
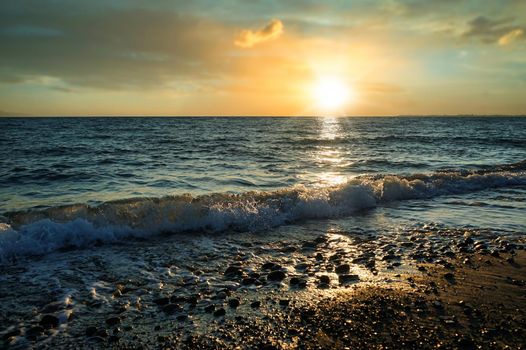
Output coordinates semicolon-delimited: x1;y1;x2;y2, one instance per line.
1;225;525;349
178;250;526;349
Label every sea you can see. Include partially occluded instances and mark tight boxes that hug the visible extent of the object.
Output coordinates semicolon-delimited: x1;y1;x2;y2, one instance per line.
1;116;525;262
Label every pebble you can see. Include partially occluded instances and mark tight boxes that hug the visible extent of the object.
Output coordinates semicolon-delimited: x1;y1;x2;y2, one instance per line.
267;270;286;281
338;274;360;284
319;275;331;284
213;308;226;317
105;317;121;326
228;298;240;308
162;303;183;314
39;314;59;329
335;264;350;274
85;326;98;337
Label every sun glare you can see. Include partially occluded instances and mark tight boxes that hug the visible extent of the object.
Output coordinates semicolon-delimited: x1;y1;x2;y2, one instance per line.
313;77;352;112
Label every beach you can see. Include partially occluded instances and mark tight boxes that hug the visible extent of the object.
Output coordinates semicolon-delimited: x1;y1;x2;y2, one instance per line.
1;117;525;349
1;221;525;349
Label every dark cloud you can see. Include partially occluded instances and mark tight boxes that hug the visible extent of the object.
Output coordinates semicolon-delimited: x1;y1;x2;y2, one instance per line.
0;2;233;89
463;16;525;44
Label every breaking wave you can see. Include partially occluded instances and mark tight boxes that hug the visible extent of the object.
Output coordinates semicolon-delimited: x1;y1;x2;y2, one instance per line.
1;160;525;262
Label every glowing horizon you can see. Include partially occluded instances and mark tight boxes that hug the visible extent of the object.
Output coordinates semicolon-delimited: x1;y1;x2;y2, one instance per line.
0;1;525;117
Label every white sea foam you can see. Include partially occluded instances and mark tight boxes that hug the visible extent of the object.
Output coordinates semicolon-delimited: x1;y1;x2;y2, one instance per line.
1;164;525;263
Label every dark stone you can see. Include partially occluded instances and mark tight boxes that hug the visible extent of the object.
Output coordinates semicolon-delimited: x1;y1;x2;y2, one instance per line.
108;335;120;343
251;300;261;308
105;317;121;326
224;266;243;276
267;270;286;281
154;297;170;306
162;304;183;314
39;314;59;329
279;299;290;307
213;308;226;317
176;314;188;321
261;262;276;270
154;325;161;331
336;264;351;275
96;329;109;338
170;295;186;303
85;326;98;337
319;275;331;284
242;277;257;285
338;274;360;284
204;304;215;313
2;329;21;340
228;298;240;308
26;326;44;337
289;277;300;285
444;272;455;281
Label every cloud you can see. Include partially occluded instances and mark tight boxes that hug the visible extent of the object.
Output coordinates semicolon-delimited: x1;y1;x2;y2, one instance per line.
234;19;284;48
498;28;524;45
0;4;233;90
463;16;525;45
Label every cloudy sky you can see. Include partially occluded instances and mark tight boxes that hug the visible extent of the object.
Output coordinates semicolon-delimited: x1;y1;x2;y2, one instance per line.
1;0;525;116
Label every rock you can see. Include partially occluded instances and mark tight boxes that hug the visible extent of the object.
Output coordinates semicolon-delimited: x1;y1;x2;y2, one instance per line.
176;314;188;321
250;300;261;308
279;299;290;307
289;277;300;285
108;335;120;343
85;326;98;337
457;336;476;349
261;262;276;270
105;317;121;326
26;326;45;337
162;304;183;314
267;270;286;281
204;304;215;313
96;329;109;338
213;308;226;317
224;266;243;277
216;291;227;299
154;297;170;306
317;283;330;289
2;329;21;340
39;314;59;329
228;298;240;308
318;275;331;284
335;264;350;274
338;274;360;284
443;272;455;281
242;277;257;285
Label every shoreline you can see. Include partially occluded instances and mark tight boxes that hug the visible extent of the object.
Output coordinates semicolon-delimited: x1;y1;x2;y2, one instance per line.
1;223;525;349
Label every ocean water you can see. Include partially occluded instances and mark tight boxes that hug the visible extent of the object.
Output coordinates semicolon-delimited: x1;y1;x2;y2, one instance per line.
1;116;525;262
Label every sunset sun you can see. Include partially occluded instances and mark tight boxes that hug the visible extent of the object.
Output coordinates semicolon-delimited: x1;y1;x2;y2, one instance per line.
313;77;353;112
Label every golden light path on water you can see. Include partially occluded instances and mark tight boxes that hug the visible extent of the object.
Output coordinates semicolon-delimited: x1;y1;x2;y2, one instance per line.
314;116;349;187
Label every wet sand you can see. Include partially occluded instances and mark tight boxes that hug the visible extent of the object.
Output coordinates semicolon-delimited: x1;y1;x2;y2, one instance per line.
1;225;525;349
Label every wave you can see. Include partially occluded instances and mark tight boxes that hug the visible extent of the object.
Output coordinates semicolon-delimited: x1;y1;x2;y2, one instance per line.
1;160;526;263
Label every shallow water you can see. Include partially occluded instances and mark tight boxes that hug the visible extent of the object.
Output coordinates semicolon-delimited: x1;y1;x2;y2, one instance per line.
1;117;525;261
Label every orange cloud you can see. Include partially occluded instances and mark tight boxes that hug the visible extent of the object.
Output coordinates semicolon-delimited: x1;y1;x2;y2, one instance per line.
498;28;524;45
234;19;284;48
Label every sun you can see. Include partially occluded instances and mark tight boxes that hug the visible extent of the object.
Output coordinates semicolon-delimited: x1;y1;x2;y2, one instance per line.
313;77;353;112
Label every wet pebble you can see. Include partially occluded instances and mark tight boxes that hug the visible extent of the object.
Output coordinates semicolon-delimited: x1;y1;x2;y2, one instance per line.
267;270;286;281
39;314;59;329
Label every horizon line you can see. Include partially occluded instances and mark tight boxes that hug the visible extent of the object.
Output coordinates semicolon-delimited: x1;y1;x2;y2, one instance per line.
1;114;526;118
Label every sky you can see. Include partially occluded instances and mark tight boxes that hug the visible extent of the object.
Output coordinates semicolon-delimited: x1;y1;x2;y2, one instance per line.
0;0;525;116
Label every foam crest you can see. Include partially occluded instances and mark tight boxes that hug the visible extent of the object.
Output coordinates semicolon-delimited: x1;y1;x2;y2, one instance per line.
1;161;525;262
